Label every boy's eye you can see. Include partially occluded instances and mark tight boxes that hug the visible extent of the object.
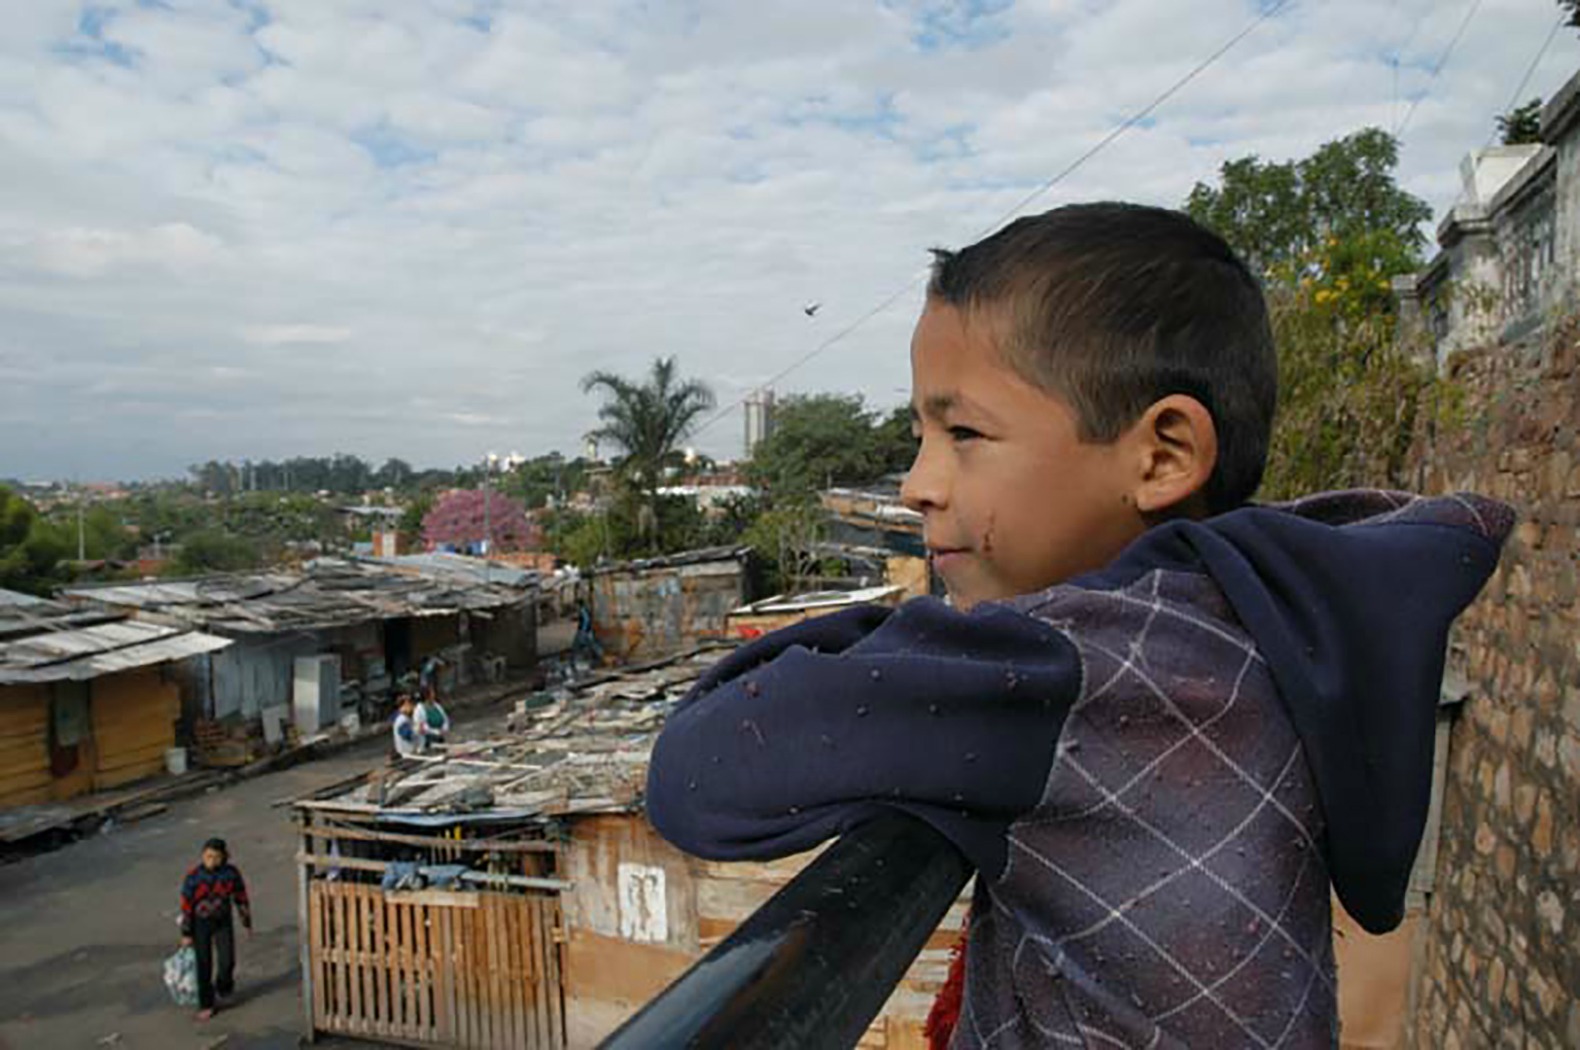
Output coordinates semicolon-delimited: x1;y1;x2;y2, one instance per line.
948;425;984;442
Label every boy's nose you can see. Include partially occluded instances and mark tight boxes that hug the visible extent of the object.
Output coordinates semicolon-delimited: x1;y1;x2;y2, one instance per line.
900;445;946;513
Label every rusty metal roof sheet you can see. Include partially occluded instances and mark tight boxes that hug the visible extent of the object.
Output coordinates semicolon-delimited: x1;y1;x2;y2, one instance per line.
0;619;233;684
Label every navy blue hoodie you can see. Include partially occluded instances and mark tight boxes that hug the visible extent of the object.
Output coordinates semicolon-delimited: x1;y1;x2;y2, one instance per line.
647;491;1511;1048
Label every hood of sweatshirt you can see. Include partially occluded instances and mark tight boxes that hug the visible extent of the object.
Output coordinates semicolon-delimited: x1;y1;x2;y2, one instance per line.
1089;490;1513;932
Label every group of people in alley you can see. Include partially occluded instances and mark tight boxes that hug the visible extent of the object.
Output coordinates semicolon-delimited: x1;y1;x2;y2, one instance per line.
392;653;453;758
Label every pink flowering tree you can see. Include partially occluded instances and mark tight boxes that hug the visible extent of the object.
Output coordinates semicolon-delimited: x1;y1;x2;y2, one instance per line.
421;489;539;553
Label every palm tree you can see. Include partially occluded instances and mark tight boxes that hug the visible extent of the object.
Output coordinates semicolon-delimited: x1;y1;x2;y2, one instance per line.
581;357;715;542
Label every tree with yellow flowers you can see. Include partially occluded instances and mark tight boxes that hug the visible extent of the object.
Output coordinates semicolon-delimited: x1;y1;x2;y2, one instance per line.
1186;128;1441;499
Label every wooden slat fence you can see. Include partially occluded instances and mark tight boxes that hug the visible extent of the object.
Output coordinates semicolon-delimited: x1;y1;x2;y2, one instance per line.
308;881;565;1048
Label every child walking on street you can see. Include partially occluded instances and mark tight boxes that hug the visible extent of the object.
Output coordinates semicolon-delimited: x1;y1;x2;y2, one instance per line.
179;837;252;1021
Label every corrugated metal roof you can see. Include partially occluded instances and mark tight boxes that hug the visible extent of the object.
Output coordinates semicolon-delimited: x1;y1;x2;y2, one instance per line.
61;560;533;636
0;589;47;607
363;552;537;588
0;620;233;684
588;545;751;577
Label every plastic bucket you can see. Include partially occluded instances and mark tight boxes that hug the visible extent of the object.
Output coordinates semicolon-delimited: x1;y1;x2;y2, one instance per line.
165;747;188;776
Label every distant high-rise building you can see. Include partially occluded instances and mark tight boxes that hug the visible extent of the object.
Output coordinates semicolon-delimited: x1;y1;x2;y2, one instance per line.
744;388;776;456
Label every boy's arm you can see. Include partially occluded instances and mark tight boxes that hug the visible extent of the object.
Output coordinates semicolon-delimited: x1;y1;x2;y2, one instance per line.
179;871;195;937
647;598;1079;880
232;868;252;929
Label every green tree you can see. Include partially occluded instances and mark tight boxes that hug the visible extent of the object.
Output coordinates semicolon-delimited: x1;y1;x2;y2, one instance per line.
582;357;715;541
746;395;915;502
740;502;828;594
1497;99;1542;145
0;486;69;595
399;490;435;551
1186;127;1442;498
582;358;716;493
1185;127;1431;296
81;505;137;560
172;529;263;575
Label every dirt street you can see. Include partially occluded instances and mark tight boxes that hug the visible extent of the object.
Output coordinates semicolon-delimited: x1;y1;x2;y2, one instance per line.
0;701;510;1050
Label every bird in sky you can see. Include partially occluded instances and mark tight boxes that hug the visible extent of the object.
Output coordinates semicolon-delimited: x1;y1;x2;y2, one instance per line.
803;301;821;317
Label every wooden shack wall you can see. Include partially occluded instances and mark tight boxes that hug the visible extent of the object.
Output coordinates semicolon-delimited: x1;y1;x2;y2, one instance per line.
90;668;178;790
0;684;53;809
0;668;179;810
560;814;966;1049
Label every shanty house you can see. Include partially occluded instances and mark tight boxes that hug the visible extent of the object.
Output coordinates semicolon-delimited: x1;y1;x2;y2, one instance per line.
61;558;536;737
587;547;750;664
0;591;231;811
291;645;961;1050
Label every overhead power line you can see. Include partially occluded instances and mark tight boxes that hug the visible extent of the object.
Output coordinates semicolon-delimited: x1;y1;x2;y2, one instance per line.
1394;0;1485;138
689;0;1296;441
1486;13;1565;147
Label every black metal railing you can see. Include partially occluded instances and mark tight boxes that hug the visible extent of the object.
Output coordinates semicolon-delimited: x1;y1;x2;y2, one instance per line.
600;813;970;1050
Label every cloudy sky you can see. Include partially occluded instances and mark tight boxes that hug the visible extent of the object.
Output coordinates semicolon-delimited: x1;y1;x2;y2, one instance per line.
1;0;1576;481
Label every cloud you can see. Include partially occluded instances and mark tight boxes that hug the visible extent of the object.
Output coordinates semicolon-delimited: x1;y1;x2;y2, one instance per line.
241;324;356;346
0;0;1577;480
33;222;223;277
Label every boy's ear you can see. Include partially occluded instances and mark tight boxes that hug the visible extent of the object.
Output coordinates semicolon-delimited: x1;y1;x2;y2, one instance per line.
1127;395;1217;517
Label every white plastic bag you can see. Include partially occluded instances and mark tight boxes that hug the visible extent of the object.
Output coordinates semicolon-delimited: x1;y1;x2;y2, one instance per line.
163;945;198;1007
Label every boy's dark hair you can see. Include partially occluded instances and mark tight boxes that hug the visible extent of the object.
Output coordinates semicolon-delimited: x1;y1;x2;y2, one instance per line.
927;202;1277;512
202;837;228;855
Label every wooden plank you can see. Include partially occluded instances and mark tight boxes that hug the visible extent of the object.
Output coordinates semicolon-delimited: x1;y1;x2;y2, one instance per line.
374;894;390;1037
533;897;551;1050
508;898;525;1050
414;895;431;1037
364;890;380;1037
333;885;349;1033
455;905;471;1050
395;888;481;909
350;885;366;1036
491;897;509;1050
527;898;546;1050
470;904;486;1050
484;898;501;1049
502;897;518;1050
524;896;543;1042
479;903;495;1050
506;898;524;1050
401;899;418;1036
304;818;558;854
297;822;317;1043
308;882;323;1030
436;903;454;1045
547;898;566;1048
293;851;569;891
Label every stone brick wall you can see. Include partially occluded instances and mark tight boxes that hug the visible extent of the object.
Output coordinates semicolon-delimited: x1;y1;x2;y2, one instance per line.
1404;328;1580;1048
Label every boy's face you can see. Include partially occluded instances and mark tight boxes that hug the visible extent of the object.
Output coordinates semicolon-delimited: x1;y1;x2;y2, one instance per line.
201;847;224;870
903;302;1146;610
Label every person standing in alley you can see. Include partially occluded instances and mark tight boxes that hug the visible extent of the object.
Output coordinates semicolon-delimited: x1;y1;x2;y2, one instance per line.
178;837;252;1020
392;692;422;757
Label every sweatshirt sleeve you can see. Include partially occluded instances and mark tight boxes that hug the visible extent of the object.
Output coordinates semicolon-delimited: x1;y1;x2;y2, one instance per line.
646;597;1080;880
179;870;195;936
233;867;252;929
